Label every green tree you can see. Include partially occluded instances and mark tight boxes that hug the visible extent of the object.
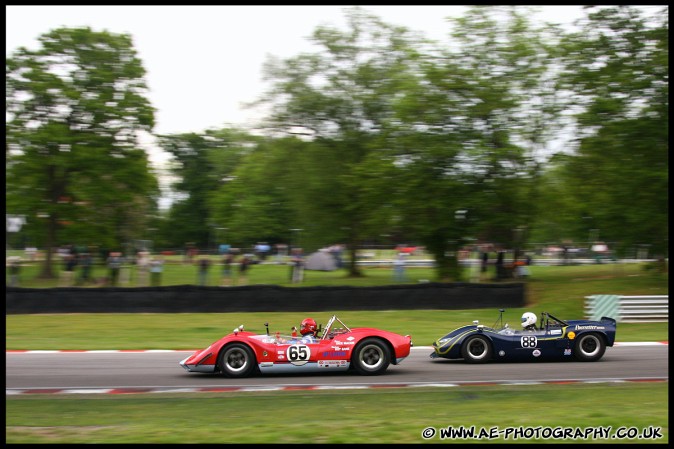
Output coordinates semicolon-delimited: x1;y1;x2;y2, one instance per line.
371;6;563;280
157;129;254;250
557;6;668;257
208;136;304;249
6;27;158;277
253;6;423;276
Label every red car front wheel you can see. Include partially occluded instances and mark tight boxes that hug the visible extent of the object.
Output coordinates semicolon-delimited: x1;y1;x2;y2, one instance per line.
218;343;258;378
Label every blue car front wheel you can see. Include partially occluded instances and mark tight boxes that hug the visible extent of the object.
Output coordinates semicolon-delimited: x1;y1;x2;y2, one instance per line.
461;335;492;363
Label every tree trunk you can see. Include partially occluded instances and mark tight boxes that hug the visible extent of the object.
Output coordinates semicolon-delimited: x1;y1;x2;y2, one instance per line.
346;235;363;278
38;215;57;279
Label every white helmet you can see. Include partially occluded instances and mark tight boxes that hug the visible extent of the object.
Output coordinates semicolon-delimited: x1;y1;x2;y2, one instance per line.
521;312;537;329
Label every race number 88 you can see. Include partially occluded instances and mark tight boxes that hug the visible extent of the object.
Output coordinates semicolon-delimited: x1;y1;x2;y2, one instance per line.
520;336;537;348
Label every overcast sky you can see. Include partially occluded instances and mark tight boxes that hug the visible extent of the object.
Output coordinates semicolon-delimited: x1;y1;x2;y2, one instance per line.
6;5;606;137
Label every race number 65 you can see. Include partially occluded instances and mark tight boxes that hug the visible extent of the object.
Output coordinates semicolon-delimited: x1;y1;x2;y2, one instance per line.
287;345;311;366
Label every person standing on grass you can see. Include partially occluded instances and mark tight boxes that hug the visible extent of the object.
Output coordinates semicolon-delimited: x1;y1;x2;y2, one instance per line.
197;256;211;286
393;252;408;282
238;254;253;286
290;248;304;284
221;251;234;286
8;257;21;287
136;251;150;286
62;253;78;287
77;253;93;285
150;257;163;287
107;252;122;286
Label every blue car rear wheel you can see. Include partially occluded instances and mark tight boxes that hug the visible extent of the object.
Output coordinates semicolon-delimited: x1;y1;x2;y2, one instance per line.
574;333;606;362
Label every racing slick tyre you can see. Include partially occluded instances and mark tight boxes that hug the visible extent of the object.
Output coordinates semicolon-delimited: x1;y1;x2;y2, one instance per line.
461;335;492;363
573;333;606;362
352;338;391;375
218;343;258;378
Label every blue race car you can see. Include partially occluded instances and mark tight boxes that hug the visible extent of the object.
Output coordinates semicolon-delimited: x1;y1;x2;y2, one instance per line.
430;310;617;363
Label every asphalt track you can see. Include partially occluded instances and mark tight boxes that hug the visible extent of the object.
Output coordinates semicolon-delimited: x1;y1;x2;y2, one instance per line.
6;343;667;395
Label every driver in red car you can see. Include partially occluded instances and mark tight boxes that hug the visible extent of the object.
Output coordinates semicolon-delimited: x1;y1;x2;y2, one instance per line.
298;317;318;343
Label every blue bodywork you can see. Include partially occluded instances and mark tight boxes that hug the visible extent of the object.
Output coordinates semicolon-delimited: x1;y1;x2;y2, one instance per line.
431;311;617;362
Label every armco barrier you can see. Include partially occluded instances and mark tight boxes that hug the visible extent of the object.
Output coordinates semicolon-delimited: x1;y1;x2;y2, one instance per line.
585;294;669;323
6;282;525;314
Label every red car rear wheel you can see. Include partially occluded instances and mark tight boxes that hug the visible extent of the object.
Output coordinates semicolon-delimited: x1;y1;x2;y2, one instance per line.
352;338;390;375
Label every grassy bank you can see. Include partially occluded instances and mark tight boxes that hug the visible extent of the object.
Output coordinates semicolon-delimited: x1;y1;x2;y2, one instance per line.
6;383;669;444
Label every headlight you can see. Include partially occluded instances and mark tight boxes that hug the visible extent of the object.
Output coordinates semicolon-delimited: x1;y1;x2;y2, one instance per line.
438;338;451;346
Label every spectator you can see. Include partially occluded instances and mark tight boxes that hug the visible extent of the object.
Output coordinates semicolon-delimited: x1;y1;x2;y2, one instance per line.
392;253;407;282
61;253;78;287
197;257;211;286
150;257;164;287
8;257;21;287
77;253;93;286
136;251;150;286
275;243;288;264
255;242;271;261
221;251;234;287
515;259;530;279
495;250;505;281
107;252;122;286
481;250;489;281
238;254;253;286
290;248;304;284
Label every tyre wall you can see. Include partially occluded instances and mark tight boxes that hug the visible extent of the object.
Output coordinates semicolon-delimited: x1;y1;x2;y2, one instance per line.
6;282;525;314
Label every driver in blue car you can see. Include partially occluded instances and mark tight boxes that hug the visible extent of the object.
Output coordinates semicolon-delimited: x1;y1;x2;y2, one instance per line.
298;317;318;343
521;312;538;332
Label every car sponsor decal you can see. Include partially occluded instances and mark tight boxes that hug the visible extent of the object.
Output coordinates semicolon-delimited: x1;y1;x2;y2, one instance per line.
318;360;348;368
520;336;537;348
286;345;311;366
330;345;351;351
564;349;572;356
576;325;605;330
532;349;541;357
322;351;348;357
550;329;562;335
498;350;506;357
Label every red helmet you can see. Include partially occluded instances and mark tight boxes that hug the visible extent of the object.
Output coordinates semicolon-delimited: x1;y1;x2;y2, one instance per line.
300;317;317;336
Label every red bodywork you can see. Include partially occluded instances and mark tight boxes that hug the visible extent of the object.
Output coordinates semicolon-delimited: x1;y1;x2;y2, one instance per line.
180;315;412;377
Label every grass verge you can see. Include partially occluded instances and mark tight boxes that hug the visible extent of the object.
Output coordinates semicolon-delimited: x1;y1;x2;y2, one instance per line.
6;383;668;444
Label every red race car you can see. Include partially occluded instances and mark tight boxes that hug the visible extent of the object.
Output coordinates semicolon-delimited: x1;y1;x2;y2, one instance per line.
180;315;413;378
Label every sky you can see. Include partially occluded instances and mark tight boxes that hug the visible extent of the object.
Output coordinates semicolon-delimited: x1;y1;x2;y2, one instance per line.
7;5;596;136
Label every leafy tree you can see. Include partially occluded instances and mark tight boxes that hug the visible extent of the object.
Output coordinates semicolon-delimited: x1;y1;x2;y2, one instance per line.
252;6;424;276
208;136;305;249
6;27;158;277
369;6;563;280
557;6;668;256
157;129;256;250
